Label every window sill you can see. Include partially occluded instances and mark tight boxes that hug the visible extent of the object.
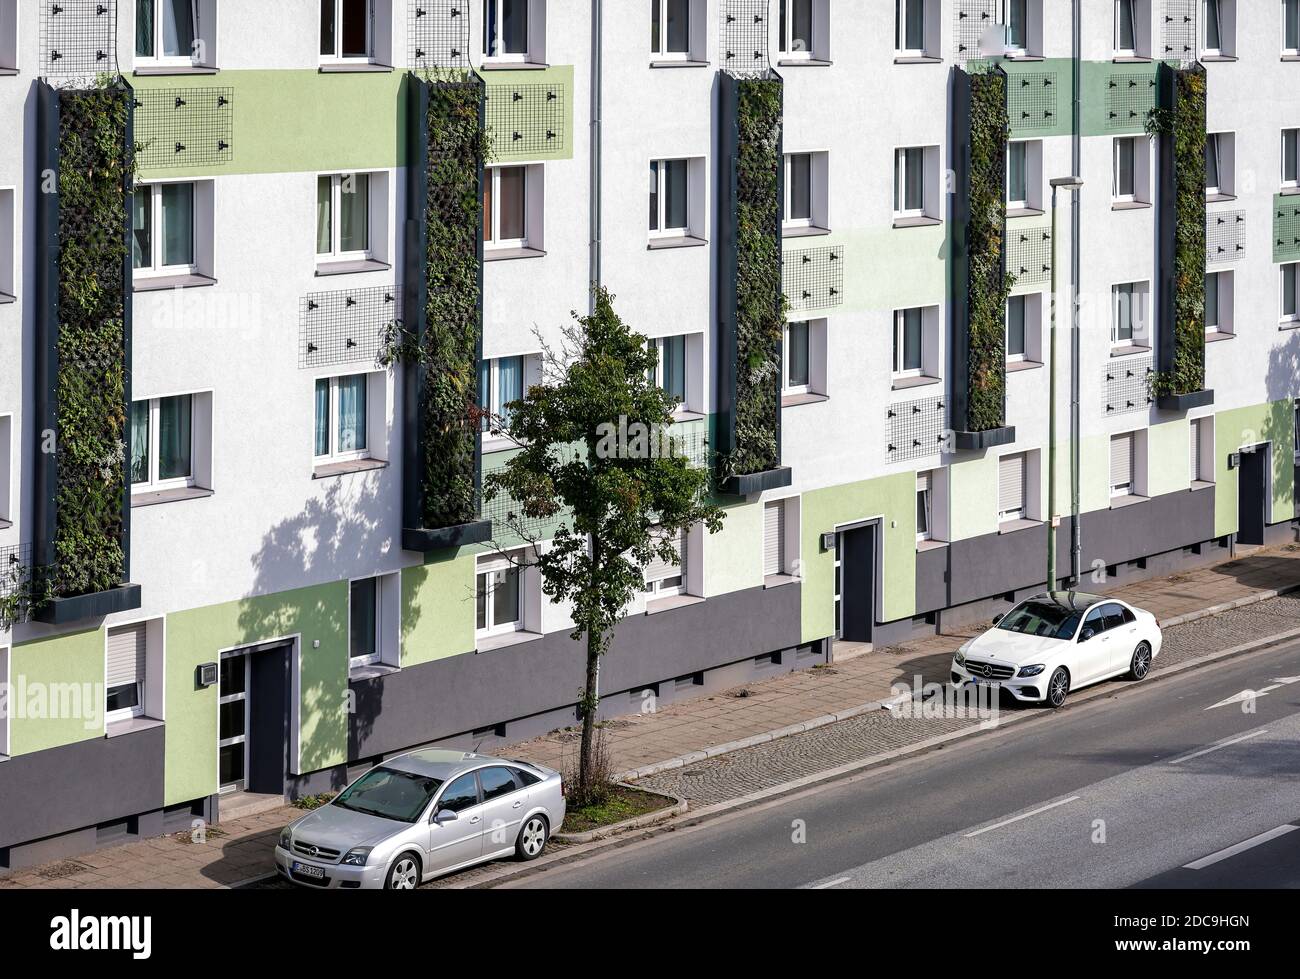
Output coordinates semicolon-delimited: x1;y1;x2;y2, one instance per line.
777;58;833;67
1283;54;1300;62
893;55;942;64
482;435;515;454
764;573;800;589
1191;480;1215;492
1280;320;1300;331
1112;56;1153;64
318;62;394;73
131;486;214;509
1111;200;1152;211
783;225;832;238
1109;494;1148;510
1200;55;1238;63
1003;54;1045;62
476;630;543;652
916;538;948;553
892;375;940;391
349;662;401;682
132;65;218;76
1007;207;1045;219
1205;329;1235;343
0;518;12;531
1110;343;1151;358
313;459;388;480
1280;187;1300;196
782;392;829;408
647;235;707;250
646;594;705;616
0;68;18;77
650;59;710;69
892;215;941;229
1006;359;1044;373
998;518;1042;535
0;291;15;304
315;258;391;277
480;61;549;71
133;272;217;293
671;409;706;423
106;716;164;739
485;246;546;262
1206;192;1237;203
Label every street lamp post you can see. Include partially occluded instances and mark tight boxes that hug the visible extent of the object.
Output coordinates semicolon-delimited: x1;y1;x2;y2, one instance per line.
1047;176;1083;593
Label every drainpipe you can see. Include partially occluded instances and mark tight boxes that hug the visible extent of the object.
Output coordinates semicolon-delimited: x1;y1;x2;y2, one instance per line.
1069;0;1083;585
588;0;603;312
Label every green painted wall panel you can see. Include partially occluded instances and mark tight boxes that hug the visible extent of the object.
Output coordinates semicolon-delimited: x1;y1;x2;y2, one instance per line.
703;499;762;598
485;65;576;163
1147;418;1191;499
401;549;478;669
949;454;998;541
9;628;104;757
1214;400;1297;538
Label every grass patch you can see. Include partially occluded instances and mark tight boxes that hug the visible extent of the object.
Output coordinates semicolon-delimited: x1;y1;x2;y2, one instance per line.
292;793;335;811
560;785;674;835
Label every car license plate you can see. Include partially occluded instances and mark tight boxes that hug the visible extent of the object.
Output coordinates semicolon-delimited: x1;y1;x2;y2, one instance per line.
292;861;325;879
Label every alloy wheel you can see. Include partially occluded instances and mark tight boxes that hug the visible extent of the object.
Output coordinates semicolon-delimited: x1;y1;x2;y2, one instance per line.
1131;642;1152;680
390;856;419;889
1047;668;1069;708
521;818;546;857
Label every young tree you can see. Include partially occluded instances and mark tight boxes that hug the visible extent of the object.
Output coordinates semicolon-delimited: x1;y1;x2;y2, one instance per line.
484;287;725;798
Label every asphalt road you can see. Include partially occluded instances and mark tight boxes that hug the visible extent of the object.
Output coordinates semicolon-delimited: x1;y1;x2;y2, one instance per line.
506;641;1300;889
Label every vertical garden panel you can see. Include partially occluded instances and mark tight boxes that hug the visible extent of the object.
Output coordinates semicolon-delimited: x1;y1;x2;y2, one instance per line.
950;66;1016;450
32;79;141;624
716;70;792;497
1154;62;1213;411
401;73;493;552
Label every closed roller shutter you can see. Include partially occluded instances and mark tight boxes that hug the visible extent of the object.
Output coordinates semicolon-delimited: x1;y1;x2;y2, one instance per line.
1189;420;1201;481
764;502;786;576
1111;433;1134;493
645;527;686;582
998;453;1025;519
106;623;146;691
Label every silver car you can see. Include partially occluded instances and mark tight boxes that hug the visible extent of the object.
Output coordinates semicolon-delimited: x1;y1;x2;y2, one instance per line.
274;749;565;889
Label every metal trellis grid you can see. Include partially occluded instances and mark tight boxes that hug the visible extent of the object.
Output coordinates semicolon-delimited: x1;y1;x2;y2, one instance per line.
299;285;402;370
134;87;234;169
485;83;565;156
40;0;118;80
409;0;472;70
785;246;844;312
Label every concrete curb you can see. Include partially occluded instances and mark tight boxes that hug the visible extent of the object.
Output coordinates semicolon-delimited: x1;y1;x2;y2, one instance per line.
552;784;686;844
1157;581;1300;628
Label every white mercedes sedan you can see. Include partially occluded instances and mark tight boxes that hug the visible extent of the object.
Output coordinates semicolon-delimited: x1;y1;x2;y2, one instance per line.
950;592;1162;708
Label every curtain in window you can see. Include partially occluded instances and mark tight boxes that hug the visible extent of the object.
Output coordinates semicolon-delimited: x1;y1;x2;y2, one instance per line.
337;375;368;452
136;0;155;57
130;401;150;484
501;0;528;54
161;182;194;267
132;190;151;269
649;162;660;231
158;395;192;480
316;177;332;254
498;167;526;241
663;335;686;403
479;359;492;431
161;0;196;58
339;174;369;253
790;0;813;52
496;356;523;427
314;378;330;456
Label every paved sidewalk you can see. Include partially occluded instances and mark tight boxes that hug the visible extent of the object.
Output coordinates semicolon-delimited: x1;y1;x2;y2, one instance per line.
3;543;1298;890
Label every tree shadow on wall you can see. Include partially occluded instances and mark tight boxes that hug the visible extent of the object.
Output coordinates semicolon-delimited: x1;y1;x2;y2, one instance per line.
1259;324;1300;538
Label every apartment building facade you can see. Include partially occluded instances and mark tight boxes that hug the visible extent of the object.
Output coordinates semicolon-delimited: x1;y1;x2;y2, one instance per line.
1;0;1298;867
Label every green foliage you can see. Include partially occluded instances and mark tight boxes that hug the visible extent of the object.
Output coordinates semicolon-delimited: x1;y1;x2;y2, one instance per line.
51;79;133;598
418;75;492;529
965;69;1013;432
728;76;787;477
0;562;54;632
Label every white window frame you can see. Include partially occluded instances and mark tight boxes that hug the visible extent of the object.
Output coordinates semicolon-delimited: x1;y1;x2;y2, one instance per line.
1283;262;1300;323
916;472;934;543
317;172;373;262
130;395;196;493
1006;294;1028;362
1202;0;1227;57
1114;0;1138;56
136;0;201;68
893;146;927;218
1205;269;1233;335
1007;140;1029;209
483;0;533;63
104;622;151;726
315;373;372;464
1110;432;1137;498
0;1;18;72
893;308;925;378
778;0;817;59
481;354;534;435
784;321;812;395
476;553;525;637
643;526;687;598
1287;0;1300;55
784;152;814;230
1113;137;1137;202
1205;132;1224;196
649;158;690;238
650;0;693;60
348;575;382;669
321;0;374;63
1112;281;1149;347
484;165;529;249
1282;128;1299;189
0;185;14;301
1004;0;1031;56
648;335;690;409
997;453;1027;524
894;0;927;57
134;181;197;279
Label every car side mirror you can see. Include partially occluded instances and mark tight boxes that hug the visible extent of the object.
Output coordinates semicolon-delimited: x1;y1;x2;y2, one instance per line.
991;613;1003;625
433;809;458;825
1079;627;1095;642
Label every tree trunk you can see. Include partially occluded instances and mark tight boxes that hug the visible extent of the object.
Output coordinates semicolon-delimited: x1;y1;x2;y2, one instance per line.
578;629;601;793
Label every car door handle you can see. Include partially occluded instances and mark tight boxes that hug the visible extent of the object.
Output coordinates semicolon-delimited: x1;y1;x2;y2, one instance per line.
512;801;523;809
468;816;481;824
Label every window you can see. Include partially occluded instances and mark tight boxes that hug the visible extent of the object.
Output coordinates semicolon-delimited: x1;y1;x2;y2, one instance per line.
893;307;924;377
484;0;540;62
133;182;195;276
438;773;481;814
1295;401;1300;462
320;0;372;61
1114;0;1146;56
1112;282;1149;346
764;500;788;576
105;624;147;724
484;165;528;248
779;0;819;57
1205;270;1233;335
0;414;12;526
895;0;928;55
1287;0;1300;54
998;453;1027;523
894;147;926;217
1005;0;1030;52
349;577;381;668
784;321;810;394
130;395;194;491
0;1;17;72
1283;262;1300;322
480;767;520;801
916;471;933;542
477;555;523;636
480;355;529;432
1110;432;1136;498
314;374;370;462
644;526;687;597
1283;128;1298;188
136;0;199;64
1206;133;1224;195
651;0;692;58
1113;137;1136;201
1007;295;1027;360
783;152;830;231
1007;142;1028;208
0;186;13;301
648;335;687;407
649;159;689;236
1191;416;1212;483
317;173;371;260
1202;0;1235;57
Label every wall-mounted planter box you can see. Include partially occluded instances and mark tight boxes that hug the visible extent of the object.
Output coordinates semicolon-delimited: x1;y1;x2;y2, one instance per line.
716;69;790;497
1154;63;1213;413
950;66;1015;451
33;80;141;624
401;73;492;551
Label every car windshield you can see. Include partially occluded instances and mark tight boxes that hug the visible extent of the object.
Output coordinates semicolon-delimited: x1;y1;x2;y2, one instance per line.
332;767;443;824
996;601;1082;640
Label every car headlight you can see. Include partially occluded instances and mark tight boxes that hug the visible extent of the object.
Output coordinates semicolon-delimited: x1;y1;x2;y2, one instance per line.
341;847;372;867
1017;664;1046;678
279;828;292;851
955;647;968;665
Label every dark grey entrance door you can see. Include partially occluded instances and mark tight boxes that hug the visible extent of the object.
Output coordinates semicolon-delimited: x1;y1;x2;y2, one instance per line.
1237;445;1268;546
839;525;876;644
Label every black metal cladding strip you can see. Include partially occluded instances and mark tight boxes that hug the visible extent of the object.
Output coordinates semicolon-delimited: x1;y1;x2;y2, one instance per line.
409;0;471;69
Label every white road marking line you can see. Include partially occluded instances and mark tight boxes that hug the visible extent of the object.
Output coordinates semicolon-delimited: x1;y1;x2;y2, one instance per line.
1169;729;1267;765
1183;825;1299;871
1257;684;1282;694
963;796;1081;838
813;876;852;889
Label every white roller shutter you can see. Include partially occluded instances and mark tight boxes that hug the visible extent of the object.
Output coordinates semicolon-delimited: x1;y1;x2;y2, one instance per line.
644;527;686;583
764;502;786;576
106;623;146;691
1110;433;1134;493
1189;420;1201;482
998;454;1025;518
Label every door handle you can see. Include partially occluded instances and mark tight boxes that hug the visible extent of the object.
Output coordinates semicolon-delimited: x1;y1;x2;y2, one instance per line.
469;816;481;824
512;801;522;809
